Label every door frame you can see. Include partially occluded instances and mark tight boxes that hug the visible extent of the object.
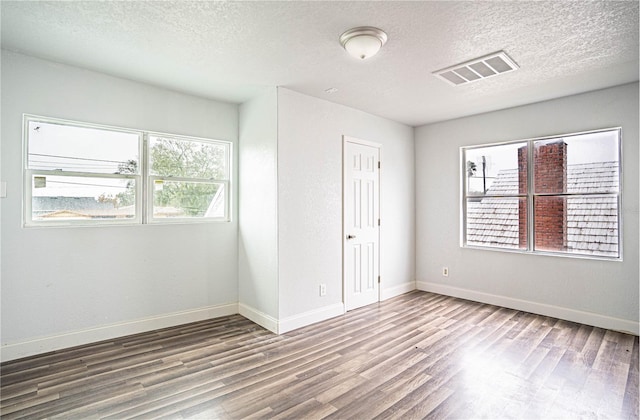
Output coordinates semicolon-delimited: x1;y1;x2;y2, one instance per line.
342;135;382;311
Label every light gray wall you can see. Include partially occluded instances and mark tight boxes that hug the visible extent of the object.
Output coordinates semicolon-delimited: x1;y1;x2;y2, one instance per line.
277;88;415;320
415;83;639;333
0;50;240;358
238;88;279;322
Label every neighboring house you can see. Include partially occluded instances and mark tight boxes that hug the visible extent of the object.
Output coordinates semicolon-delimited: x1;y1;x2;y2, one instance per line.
33;196;137;219
33;196;200;220
466;142;619;257
33;196;133;219
467;160;619;257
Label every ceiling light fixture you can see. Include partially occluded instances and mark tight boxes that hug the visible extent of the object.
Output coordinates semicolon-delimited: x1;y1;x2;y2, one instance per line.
339;26;387;60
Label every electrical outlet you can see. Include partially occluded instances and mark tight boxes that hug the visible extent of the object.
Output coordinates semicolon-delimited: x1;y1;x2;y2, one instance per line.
319;283;327;296
442;267;449;277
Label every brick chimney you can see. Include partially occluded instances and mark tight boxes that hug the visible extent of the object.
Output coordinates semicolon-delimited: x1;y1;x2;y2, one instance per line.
518;141;568;251
534;141;567;251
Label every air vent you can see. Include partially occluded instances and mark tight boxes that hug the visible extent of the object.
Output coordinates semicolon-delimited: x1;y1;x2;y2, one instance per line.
433;51;519;86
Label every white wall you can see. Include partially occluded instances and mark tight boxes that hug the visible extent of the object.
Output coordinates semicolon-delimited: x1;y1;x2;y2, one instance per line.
415;83;639;334
0;53;416;358
277;88;415;328
238;88;279;331
1;51;240;360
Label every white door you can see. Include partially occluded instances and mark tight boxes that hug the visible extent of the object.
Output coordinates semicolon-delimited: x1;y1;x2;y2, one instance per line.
343;137;380;311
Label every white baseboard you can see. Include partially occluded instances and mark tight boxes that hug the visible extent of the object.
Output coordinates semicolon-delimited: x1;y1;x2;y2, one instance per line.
0;303;238;363
238;303;278;334
417;281;639;336
278;302;345;334
381;281;416;301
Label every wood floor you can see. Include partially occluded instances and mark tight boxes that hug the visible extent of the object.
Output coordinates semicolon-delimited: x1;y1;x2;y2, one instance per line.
1;291;638;419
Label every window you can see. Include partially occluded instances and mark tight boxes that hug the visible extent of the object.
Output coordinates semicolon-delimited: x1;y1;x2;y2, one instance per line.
462;128;621;259
148;135;229;221
25;118;141;225
24;115;231;226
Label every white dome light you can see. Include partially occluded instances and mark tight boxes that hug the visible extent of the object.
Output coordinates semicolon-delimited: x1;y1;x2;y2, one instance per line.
340;27;388;60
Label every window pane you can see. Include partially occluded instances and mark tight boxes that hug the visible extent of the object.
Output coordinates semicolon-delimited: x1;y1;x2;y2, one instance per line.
535;195;619;257
149;136;228;179
466;197;527;249
27;120;139;174
534;130;619;194
465;142;527;196
31;175;135;221
153;181;225;219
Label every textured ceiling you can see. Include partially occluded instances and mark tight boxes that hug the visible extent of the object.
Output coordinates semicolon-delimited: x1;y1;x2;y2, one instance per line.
1;1;638;126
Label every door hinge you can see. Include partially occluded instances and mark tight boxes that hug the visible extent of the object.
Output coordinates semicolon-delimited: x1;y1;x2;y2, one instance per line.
378;218;380;226
378;161;381;169
378;275;381;284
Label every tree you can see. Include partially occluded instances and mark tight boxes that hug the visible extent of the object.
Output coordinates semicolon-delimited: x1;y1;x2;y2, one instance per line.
150;138;225;216
116;159;138;175
467;160;477;178
114;159;137;207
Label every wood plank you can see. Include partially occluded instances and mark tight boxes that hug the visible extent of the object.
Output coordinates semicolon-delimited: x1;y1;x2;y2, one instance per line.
1;290;636;419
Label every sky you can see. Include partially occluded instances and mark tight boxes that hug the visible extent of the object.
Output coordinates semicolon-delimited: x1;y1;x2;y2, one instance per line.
465;129;619;194
28;120;139;198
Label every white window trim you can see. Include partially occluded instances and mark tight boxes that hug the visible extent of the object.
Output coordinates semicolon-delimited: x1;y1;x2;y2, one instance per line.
460;127;622;261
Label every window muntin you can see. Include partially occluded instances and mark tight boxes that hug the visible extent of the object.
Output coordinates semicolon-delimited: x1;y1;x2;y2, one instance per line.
462;128;621;259
23;115;231;226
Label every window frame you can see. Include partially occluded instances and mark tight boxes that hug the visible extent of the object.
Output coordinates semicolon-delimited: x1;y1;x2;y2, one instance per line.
22;114;232;227
461;127;622;261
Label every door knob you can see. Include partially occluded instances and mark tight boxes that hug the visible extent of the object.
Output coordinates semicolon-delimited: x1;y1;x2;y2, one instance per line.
346;234;356;240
